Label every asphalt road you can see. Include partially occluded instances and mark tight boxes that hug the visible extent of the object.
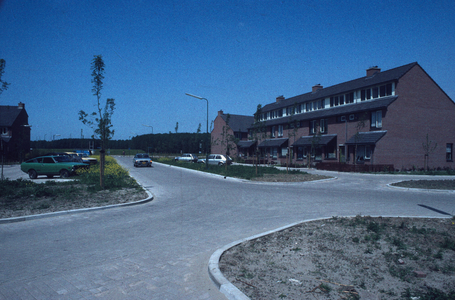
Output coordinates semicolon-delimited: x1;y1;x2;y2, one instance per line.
1;157;453;299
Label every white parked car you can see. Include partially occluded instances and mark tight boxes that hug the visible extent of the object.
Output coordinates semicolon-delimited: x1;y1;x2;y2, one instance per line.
174;153;198;163
199;154;233;166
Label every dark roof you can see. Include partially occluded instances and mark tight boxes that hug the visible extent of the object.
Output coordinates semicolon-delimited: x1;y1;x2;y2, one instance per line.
0;105;24;126
262;62;417;112
263;96;397;127
237;140;256;148
221;114;254;132
258;138;288;148
346;131;387;145
292;134;337;147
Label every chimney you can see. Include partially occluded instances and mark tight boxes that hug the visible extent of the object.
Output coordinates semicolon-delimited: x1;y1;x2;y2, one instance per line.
18;102;25;109
276;95;285;103
218;110;224;117
366;66;381;77
312;84;323;93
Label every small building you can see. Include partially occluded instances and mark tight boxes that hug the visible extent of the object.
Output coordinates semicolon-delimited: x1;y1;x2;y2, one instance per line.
212;62;455;170
211;110;254;157
0;102;31;161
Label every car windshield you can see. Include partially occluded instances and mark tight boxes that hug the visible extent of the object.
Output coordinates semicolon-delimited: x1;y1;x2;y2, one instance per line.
136;154;149;158
54;156;72;162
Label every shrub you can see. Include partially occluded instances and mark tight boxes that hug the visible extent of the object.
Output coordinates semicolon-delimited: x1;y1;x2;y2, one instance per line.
76;156;134;190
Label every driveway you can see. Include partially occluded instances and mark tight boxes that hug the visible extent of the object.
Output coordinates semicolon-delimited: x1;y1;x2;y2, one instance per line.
0;157;453;299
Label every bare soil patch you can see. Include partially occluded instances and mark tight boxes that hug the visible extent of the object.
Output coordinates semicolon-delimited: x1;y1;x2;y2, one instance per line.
0;184;148;219
219;216;455;300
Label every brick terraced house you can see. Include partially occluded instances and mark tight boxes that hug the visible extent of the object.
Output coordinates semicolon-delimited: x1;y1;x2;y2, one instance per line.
0;102;31;162
211;62;455;170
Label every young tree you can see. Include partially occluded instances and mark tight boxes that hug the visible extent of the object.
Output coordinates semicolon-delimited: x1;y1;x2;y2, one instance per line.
220;114;239;172
352;113;368;168
250;104;268;175
422;133;437;171
79;55;116;189
0;59;10;96
308;131;321;168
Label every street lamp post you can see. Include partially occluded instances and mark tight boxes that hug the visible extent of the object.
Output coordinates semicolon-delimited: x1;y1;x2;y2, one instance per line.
185;93;209;169
142;124;153;134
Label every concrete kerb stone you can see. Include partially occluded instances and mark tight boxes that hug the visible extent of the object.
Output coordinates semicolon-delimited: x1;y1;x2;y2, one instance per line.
0;186;154;224
208;217;332;300
208;215;452;300
387;182;455;193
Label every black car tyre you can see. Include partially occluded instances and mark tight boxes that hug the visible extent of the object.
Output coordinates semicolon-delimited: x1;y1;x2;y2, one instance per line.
28;169;37;179
60;169;70;178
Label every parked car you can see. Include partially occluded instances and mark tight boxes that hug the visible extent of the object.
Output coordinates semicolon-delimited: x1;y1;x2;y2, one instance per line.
199;154;233;166
76;153;98;165
174;153;198;163
20;155;89;179
133;153;153;167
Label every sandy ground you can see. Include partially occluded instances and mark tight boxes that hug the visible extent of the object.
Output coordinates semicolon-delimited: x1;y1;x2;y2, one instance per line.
219;216;455;300
0;185;148;219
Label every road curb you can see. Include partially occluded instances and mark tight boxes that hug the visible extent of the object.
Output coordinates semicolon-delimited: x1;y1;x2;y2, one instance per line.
0;189;154;224
387;183;455;193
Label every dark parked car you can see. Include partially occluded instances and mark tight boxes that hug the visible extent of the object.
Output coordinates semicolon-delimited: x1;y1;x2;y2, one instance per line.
20;155;89;179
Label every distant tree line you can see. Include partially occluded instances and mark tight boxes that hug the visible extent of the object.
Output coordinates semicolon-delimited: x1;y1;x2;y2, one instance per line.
31;132;210;154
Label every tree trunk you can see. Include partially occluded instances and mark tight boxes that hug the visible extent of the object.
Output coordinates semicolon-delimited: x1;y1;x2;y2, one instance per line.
100;150;105;189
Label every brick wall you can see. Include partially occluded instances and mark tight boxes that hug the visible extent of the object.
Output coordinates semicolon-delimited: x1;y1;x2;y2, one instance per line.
379;64;455;169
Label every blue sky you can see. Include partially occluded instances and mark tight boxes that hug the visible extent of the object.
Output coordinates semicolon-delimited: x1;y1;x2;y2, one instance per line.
1;0;454;141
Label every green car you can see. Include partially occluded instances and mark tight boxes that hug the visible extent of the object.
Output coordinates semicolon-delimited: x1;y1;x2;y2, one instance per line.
21;155;89;179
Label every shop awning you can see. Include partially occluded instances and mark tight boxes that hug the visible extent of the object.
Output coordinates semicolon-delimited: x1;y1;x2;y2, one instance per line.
237;140;256;148
292;134;337;147
258;138;288;148
345;131;387;145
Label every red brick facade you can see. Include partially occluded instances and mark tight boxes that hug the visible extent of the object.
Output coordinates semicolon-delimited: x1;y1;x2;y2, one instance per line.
211;63;455;170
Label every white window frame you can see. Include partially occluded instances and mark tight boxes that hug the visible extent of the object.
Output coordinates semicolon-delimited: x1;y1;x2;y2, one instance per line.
271;147;278;159
278;125;283;137
320;119;327;133
447;143;453;162
371;110;382;128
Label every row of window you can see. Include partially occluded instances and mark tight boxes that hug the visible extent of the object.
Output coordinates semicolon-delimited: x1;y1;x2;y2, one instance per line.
263;144;370;161
265;111;383;138
258;82;395;121
261;142;453;164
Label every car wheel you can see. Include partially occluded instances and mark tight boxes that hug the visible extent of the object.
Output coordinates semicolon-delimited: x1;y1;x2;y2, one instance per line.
60;169;70;178
28;170;37;179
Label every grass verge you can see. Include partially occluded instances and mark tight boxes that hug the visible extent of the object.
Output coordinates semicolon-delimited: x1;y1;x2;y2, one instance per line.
156;157;310;180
